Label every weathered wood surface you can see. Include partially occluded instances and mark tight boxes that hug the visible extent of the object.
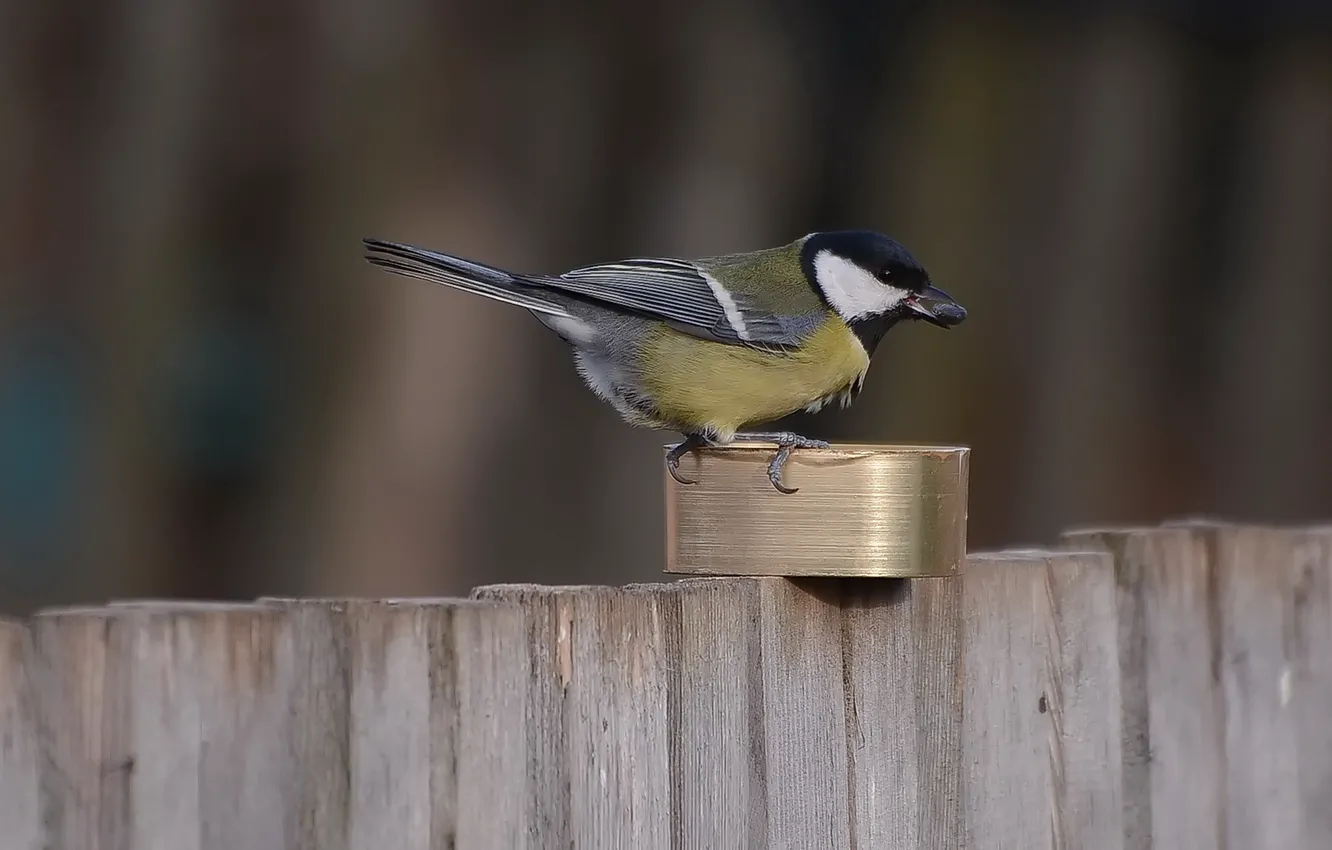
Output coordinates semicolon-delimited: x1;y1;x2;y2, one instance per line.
261;597;532;850
962;549;1124;850
1064;522;1332;850
658;578;764;847
28;602;296;850
0;618;40;850
472;576;965;849
469;584;672;849
837;576;963;848
0;520;1327;849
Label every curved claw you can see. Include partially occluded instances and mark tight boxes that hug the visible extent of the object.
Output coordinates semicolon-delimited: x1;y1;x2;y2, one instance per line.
665;435;705;486
767;445;798;494
667;457;697;486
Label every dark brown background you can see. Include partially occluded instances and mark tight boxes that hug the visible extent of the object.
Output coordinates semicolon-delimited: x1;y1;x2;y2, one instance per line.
3;0;1331;612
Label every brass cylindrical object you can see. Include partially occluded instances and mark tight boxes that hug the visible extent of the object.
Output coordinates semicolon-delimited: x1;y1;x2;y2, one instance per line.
664;443;969;577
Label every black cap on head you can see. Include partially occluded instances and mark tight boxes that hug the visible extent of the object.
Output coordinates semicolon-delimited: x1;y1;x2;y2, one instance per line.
799;230;930;294
798;229;965;355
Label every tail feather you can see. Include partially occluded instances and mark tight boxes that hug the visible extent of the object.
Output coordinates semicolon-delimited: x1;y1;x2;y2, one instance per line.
363;238;571;318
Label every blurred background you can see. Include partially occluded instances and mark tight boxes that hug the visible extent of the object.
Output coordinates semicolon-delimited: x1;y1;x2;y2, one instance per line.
3;0;1332;613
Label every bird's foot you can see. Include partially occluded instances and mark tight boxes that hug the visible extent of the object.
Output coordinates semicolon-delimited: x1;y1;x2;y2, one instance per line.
729;431;830;494
665;433;709;486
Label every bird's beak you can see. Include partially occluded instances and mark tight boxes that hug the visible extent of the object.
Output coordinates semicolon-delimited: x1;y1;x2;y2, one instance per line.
906;284;967;329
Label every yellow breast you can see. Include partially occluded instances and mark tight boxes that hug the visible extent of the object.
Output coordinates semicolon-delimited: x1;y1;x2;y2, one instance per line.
639;317;869;440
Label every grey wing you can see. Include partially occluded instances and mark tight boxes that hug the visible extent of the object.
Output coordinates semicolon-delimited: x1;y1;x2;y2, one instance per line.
540;258;816;347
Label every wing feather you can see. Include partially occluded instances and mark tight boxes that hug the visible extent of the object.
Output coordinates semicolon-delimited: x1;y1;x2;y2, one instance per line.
365;237;822;348
545;258;813;347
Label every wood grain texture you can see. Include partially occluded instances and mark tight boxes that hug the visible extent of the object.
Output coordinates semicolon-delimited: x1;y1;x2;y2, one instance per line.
651;577;765;849
262;598;351;850
0;618;41;850
840;576;963;849
1209;525;1332;849
262;597;531;850
185;604;296;850
342;600;438;850
1064;521;1332;849
450;599;532;849
26;608;124;850
648;576;964;850
471;584;670;849
28;602;297;850
1288;527;1332;846
467;586;572;847
756;577;852;849
9;521;1328;850
1063;527;1226;850
962;550;1123;850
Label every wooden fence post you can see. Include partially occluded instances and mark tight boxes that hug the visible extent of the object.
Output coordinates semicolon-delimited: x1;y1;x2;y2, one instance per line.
836;576;963;847
260;597;532;850
747;577;854;847
650;577;765;847
27;602;297;850
3;517;1329;850
474;576;965;849
469;584;672;849
265;597;351;850
1209;525;1332;848
1064;523;1332;850
961;549;1123;849
0;617;40;849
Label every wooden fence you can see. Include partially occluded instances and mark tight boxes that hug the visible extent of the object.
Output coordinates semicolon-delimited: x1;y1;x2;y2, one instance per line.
0;519;1329;848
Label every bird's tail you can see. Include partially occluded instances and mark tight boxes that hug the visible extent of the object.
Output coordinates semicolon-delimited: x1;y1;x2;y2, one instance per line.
362;237;572;318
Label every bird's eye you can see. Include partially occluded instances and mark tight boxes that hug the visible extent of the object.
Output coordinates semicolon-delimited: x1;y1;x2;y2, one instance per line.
878;267;895;282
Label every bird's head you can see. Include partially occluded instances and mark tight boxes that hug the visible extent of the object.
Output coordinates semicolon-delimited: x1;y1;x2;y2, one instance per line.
799;230;966;352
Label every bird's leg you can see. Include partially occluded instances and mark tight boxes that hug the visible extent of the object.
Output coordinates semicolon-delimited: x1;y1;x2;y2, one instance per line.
729;431;831;450
729;431;831;494
665;433;709;486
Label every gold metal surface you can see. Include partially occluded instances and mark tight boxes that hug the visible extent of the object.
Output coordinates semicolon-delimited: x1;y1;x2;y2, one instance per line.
664;443;969;577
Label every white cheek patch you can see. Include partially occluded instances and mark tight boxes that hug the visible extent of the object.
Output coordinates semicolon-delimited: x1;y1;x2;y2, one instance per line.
813;249;910;321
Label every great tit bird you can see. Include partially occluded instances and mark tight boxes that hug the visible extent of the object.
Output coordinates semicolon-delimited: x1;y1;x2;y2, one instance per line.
362;230;965;493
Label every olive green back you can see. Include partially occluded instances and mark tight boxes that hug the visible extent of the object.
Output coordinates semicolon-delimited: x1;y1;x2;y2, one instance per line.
695;239;826;317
